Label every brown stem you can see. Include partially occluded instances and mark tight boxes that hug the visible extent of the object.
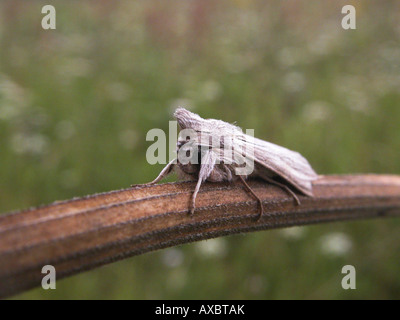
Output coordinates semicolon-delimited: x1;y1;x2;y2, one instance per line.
1;174;400;298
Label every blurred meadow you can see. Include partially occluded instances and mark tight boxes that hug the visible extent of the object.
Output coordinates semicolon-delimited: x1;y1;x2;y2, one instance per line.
1;0;400;299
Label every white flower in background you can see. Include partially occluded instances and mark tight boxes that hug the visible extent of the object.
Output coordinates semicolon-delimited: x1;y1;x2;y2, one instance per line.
280;226;306;240
308;22;341;56
161;248;184;268
334;75;371;114
0;75;30;121
346;91;370;114
282;71;306;93
320;232;352;257
11;133;49;155
195;238;228;259
201;80;222;102
278;47;299;68
302;100;331;122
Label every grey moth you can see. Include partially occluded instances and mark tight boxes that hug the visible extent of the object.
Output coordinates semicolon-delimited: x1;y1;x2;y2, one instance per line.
145;107;318;218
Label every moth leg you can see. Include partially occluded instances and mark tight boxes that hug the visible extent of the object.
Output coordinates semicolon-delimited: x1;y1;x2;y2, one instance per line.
190;151;216;215
260;175;301;205
131;158;176;187
238;175;264;220
190;177;203;215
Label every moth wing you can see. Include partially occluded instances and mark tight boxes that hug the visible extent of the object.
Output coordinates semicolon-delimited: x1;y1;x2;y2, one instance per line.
237;135;318;196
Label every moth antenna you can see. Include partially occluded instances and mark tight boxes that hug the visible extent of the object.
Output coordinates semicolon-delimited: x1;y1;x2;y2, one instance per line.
238;175;264;220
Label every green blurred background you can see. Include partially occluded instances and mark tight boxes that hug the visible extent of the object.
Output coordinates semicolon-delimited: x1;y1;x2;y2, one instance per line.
1;0;400;299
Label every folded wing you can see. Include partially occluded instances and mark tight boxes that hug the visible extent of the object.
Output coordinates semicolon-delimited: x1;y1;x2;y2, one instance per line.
237;134;318;196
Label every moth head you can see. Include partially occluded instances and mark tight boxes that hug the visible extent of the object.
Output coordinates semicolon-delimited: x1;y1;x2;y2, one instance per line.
174;107;241;134
174;107;204;131
174;108;212;153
